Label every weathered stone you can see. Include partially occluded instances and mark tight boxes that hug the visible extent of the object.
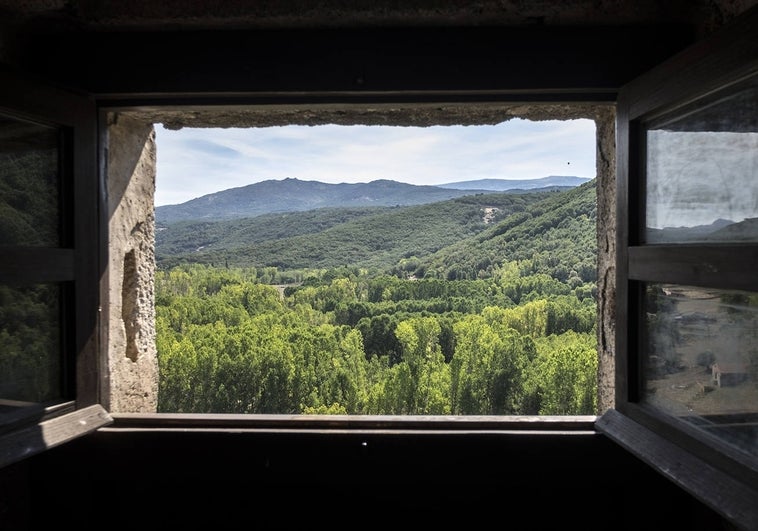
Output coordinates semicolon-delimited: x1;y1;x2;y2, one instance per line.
106;113;158;413
108;103;615;414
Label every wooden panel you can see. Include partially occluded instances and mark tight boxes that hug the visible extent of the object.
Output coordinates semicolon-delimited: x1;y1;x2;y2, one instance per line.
107;413;598;432
0;248;74;283
0;404;112;469
25;423;734;529
620;5;758;122
628;245;758;290
596;409;758;531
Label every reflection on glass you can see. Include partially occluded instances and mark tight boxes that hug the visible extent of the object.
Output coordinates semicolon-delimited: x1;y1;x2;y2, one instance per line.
0;283;62;421
645;75;758;243
642;283;758;458
0;114;60;246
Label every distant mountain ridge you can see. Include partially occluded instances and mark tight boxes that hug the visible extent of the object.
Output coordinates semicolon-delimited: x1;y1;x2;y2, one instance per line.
156;176;590;225
437;176;591;191
647;217;758;243
155;179;598;281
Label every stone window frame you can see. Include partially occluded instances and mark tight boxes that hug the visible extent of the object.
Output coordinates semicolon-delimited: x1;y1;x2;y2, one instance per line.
102;101;617;415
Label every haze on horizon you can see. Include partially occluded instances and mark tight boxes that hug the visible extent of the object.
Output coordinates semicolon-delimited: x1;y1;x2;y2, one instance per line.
155;119;596;206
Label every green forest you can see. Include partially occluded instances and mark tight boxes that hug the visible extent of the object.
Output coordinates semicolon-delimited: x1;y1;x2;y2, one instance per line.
155;180;599;415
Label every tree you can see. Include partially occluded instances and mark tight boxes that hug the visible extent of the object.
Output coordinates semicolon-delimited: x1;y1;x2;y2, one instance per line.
450;314;536;414
393;316;448;413
525;331;597;415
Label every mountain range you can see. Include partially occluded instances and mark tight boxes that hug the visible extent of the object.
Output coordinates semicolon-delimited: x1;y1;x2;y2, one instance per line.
646;217;758;242
437;176;590;191
156;176;590;225
155;178;598;282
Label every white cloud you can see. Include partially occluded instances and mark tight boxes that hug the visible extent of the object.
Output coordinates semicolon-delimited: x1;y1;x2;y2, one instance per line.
155;119;596;206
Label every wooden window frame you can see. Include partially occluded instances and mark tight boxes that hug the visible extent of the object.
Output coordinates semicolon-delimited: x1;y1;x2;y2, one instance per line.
0;69;112;469
597;7;758;530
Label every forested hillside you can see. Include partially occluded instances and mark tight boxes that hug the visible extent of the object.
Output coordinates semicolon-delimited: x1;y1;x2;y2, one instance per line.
156;191;549;270
155;180;599;416
157;181;596;280
420;179;597;284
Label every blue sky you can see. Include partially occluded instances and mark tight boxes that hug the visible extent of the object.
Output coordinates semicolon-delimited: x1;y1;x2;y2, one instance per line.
154;118;596;206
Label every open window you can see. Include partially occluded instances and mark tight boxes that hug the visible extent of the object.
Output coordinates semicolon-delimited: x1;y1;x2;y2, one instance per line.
597;7;758;529
98;103;614;422
0;69;112;468
149;117;600;417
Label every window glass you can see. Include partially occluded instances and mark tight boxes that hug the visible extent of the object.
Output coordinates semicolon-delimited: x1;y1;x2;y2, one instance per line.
642;283;758;459
0;283;63;424
0;114;60;247
645;76;758;244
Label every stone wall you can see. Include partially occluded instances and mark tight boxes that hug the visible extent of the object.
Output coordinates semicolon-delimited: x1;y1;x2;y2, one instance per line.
594;106;616;413
105;113;158;413
108;103;615;414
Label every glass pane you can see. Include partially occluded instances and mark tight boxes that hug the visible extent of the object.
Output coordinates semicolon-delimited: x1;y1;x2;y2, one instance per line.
0;114;60;246
645;75;758;243
0;283;62;423
642;283;758;459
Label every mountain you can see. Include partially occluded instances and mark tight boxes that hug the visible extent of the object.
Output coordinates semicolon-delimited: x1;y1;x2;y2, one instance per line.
417;179;597;282
156;178;493;224
647;218;758;243
156;180;597;284
437;176;591;191
155;191;550;270
155;176;591;225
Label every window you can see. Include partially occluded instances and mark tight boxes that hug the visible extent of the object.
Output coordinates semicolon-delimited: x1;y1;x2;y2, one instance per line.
100;104;617;416
600;9;758;528
0;70;111;469
0;114;67;425
639;75;758;457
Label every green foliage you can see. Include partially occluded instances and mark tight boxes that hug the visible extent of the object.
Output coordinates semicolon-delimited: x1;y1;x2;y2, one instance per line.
0;147;59;246
0;284;61;403
450;314;537;414
421;180;597;283
525;331;598;415
156;262;599;415
154;183;600;415
156;190;549;272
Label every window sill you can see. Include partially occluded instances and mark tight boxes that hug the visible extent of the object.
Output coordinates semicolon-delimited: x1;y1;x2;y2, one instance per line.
105;413;598;434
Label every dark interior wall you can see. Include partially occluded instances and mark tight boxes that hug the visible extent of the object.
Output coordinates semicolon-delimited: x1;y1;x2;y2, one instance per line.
9;25;695;98
0;4;754;530
4;430;732;530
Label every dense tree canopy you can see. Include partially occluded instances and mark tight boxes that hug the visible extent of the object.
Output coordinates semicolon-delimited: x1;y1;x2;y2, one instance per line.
155;182;598;415
156;263;598;415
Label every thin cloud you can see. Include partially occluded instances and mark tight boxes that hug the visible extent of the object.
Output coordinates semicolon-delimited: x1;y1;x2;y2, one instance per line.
155;119;596;206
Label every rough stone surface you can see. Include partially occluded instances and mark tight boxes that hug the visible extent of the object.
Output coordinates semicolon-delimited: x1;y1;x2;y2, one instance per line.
115;103;613;414
106;113;158;413
126;102;602;130
1;1;756;37
594;105;616;414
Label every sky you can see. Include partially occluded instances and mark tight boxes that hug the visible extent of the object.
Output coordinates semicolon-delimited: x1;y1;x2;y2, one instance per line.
154;118;596;206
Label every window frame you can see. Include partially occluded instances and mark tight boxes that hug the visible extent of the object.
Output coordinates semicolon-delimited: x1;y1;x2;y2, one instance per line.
0;69;112;468
598;6;758;529
102;99;611;419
